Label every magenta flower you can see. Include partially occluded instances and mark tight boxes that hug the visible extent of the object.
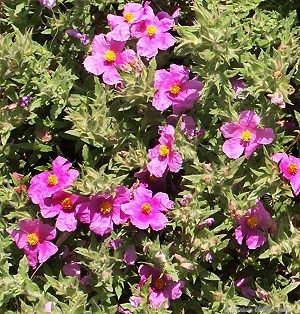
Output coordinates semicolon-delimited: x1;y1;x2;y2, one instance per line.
220;110;275;159
89;186;130;236
138;264;184;308
230;77;246;99
83;34;136;85
181;115;205;139
123;245;137;265
107;3;145;41
235;200;273;250
153;64;203;114
121;186;173;231
27;156;79;205
272;152;300;195
39;191;90;232
10;219;57;268
235;277;256;299
147;125;183;177
131;10;176;58
39;0;56;9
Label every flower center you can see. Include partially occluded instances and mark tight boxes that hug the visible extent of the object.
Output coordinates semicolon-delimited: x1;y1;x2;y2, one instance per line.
241;129;252;142
169;84;181;96
104;50;116;62
141;203;152;214
27;233;39;246
246;215;259;229
47;174;58;186
159;145;169;157
100;201;113;214
146;25;157;37
153;278;165;290
288;163;298;175
61;197;73;211
123;12;134;23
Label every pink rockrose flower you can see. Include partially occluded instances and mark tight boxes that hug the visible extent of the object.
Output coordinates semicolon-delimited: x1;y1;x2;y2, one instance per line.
63;261;81;277
108;238;124;250
107;3;145;41
39;191;90;232
131;9;176;58
83;34;136;85
123;245;137;265
235;277;256;299
138;264;184;308
235;200;273;250
267;91;285;108
27;156;79;205
121;186;173;231
181;115;205;139
89;186;131;236
272;152;300;196
39;0;56;9
10;219;58;268
147;125;183;177
230;77;246;99
220;110;275;159
153;64;203;114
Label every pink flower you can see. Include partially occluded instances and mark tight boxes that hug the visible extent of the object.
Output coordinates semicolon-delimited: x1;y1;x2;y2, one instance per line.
272;152;300;195
138;264;184;308
220;110;275;159
147;125;183;177
107;3;145;41
235;200;273;250
66;29;89;45
10;219;58;268
267;91;285;108
83;34;136;85
39;0;56;9
39;191;90;232
181;115;205;139
28;156;79;205
131;9;176;58
89;186;130;236
121;186;173;231
63;261;81;277
235;277;256;299
123;245;137;265
153;65;203;114
230;77;246;98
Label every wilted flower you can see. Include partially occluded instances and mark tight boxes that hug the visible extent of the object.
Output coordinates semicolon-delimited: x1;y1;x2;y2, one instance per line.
66;29;89;45
39;191;90;232
235;277;256;299
27;156;79;205
235;200;273;250
137;264;184;308
147;125;183;177
123;245;137;265
267;91;285;108
39;0;56;9
230;77;246;98
134;168;167;192
83;34;136;85
181;115;205;139
220;110;275;159
10;219;58;268
153;65;203;114
198;217;215;229
272;152;300;196
108;238;124;250
89;186;130;236
121;186;173;231
19;96;32;107
179;193;193;206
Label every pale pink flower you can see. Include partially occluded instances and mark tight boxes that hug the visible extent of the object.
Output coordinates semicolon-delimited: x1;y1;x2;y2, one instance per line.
267;91;285;108
39;0;56;9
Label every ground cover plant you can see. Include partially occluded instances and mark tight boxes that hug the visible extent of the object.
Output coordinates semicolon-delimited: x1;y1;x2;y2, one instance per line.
0;0;300;313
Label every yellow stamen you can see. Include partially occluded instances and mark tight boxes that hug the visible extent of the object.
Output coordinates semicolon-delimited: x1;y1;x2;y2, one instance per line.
246;215;259;229
288;163;298;175
169;84;181;96
146;25;157;37
241;130;252;142
47;174;58;186
61;197;73;211
100;201;113;214
153;278;165;290
27;233;39;246
123;12;134;23
104;50;116;62
141;203;152;214
159;145;169;157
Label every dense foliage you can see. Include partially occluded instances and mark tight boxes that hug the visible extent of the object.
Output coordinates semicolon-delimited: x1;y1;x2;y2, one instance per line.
0;0;300;313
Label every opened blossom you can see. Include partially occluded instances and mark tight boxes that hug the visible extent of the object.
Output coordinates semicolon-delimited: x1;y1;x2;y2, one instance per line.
83;34;136;85
39;0;56;9
39;191;90;232
220;110;275;159
153;64;203;114
89;186;131;236
137;264;184;308
147;125;183;177
28;156;79;205
272;152;300;195
121;186;173;231
10;219;57;268
235;200;273;250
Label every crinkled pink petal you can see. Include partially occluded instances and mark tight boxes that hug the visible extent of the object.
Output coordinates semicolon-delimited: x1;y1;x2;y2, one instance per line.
156;32;176;51
239;110;260;129
154;69;173;90
102;67;122;85
11;230;28;249
255;128;275;145
163;280;184;300
245;229;266;250
153;192;174;211
220;123;242;139
290;175;300;196
149;212;168;230
116;49;136;68
123;245;137;265
137;37;159;58
90;213;113;236
24;246;38;268
153;91;173;111
244;142;260;158
107;14;124;29
148;145;160;159
37;241;58;264
271;152;287;163
91;34;109;54
149;290;169;308
107;24;131;42
83;55;106;76
222;138;244;159
235;225;246;245
168;151;182;173
147;157;168;177
56;211;77;232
